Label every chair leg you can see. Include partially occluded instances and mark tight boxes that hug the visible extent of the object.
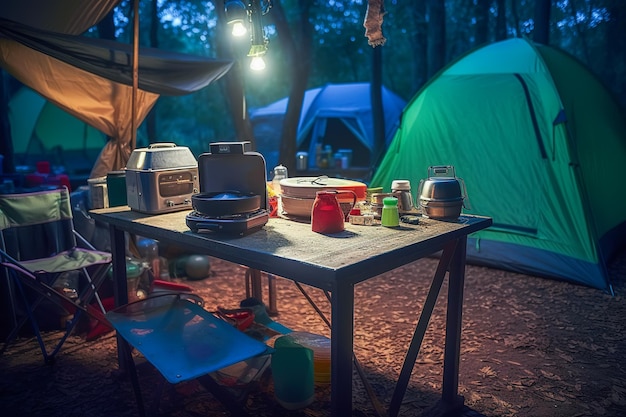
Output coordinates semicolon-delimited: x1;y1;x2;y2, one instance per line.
79;265;110;314
8;278;53;363
1;289;45;354
197;374;252;417
119;338;147;417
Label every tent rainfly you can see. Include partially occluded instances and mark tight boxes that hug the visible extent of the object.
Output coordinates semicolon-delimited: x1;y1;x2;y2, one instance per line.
371;38;626;293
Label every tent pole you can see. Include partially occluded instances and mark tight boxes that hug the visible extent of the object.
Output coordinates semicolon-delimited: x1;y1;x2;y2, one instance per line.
131;0;139;150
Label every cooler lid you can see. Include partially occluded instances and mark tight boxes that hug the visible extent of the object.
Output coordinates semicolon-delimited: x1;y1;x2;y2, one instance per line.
126;143;197;171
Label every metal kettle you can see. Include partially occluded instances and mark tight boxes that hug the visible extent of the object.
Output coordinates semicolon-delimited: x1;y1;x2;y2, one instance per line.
417;165;470;220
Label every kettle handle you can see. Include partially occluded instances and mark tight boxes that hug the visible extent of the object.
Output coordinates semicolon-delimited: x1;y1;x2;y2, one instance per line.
428;165;456;178
148;142;177;149
336;190;358;221
457;177;472;210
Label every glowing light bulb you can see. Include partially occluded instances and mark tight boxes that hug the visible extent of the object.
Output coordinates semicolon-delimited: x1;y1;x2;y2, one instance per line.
250;56;266;71
231;21;247;37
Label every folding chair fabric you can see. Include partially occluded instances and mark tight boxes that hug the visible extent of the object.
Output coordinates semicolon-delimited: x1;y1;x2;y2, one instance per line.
106;293;271;384
15;248;111;274
0;187;112;363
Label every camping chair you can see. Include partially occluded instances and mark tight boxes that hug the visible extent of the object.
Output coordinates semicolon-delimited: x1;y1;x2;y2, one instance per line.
0;187;111;364
106;292;272;417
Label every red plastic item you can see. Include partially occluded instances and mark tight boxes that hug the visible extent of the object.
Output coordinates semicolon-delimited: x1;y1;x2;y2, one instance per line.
311;190;357;234
216;307;255;331
151;279;194;293
25;161;71;191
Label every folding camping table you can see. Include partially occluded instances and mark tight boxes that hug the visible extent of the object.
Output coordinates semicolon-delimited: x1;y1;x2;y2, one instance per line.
90;207;491;417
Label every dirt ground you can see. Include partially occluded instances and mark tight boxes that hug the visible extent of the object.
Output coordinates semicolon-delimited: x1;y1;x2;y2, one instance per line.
1;247;625;417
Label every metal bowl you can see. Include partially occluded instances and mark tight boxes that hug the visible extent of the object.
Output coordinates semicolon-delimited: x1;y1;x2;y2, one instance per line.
419;199;463;220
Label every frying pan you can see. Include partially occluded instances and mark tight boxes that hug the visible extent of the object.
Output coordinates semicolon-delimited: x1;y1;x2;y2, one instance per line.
191;191;261;217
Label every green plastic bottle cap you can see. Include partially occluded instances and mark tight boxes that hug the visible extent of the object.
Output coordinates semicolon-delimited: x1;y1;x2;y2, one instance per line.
383;197;398;206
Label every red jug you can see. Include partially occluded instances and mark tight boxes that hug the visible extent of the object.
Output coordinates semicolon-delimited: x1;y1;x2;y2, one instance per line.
311;190;357;234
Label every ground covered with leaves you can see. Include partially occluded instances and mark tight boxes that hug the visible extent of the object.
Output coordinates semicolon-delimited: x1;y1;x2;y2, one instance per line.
1;248;625;417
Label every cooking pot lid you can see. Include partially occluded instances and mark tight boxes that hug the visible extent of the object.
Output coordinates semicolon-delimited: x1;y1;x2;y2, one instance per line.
280;176;367;200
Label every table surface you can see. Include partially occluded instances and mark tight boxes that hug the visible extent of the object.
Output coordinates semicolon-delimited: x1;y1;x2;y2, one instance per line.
90;207;491;291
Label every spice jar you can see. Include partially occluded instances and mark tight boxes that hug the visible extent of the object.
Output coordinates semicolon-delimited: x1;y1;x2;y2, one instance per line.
391;179;414;213
381;197;400;227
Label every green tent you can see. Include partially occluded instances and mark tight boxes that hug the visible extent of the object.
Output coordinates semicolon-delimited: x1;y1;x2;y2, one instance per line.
372;38;626;292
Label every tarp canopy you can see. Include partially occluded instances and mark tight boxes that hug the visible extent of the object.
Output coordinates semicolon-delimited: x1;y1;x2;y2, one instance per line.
0;1;232;178
250;83;406;170
372;38;626;292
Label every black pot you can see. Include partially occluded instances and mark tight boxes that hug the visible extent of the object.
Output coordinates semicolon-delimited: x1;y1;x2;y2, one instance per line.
191;191;261;216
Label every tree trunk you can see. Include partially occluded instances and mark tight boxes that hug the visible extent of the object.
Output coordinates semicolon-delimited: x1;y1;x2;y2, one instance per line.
604;1;626;108
494;0;507;41
474;0;490;46
96;9;116;40
371;45;385;173
273;0;313;175
413;0;428;93
511;0;520;36
147;0;158;143
427;0;446;78
533;0;551;44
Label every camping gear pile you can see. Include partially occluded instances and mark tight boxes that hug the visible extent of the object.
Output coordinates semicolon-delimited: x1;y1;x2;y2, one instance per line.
125;143;199;214
372;37;626;292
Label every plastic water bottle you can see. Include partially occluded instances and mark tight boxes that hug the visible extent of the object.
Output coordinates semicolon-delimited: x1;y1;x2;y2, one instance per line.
272;164;288;194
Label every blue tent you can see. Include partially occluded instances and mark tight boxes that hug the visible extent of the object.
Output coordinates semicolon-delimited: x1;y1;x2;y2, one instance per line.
250;83;406;172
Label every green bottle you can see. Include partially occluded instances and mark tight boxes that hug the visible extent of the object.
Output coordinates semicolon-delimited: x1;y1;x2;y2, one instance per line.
381;196;400;227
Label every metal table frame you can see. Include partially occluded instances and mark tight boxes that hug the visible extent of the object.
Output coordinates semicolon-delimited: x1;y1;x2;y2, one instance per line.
90;207;491;417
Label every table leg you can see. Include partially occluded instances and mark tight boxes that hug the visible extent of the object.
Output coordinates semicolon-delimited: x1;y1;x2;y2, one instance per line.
267;274;278;316
109;224;128;307
109;224;128;366
388;240;457;417
441;237;467;409
331;279;354;416
249;269;263;301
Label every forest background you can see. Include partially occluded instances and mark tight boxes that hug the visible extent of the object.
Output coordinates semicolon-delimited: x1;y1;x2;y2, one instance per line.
1;0;625;176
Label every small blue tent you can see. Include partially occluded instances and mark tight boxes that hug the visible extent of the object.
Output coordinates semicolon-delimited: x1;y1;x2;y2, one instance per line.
250;83;406;171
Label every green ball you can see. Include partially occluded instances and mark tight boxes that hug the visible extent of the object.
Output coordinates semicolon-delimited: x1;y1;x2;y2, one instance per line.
185;255;211;280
